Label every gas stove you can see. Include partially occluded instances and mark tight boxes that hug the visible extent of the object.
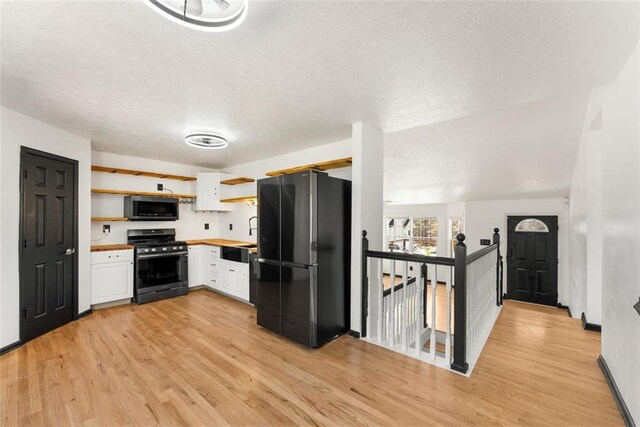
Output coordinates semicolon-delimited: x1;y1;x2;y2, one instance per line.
134;241;188;255
127;229;189;304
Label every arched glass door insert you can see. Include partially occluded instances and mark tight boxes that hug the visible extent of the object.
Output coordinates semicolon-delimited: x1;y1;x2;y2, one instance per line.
514;218;549;233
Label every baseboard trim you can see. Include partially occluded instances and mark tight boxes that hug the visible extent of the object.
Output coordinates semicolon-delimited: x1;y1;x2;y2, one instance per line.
581;312;602;332
347;330;361;339
78;308;93;319
557;303;572;318
598;355;636;427
0;341;21;356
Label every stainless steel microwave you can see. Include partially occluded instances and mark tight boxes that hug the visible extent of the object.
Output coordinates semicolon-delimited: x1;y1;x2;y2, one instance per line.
123;196;179;221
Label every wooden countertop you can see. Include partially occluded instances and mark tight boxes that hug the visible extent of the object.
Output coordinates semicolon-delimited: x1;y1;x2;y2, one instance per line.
185;238;256;247
91;244;134;252
91;239;255;252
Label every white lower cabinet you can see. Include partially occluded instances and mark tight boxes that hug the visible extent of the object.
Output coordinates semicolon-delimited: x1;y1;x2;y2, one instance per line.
203;246;220;290
91;249;134;305
219;259;250;302
234;268;250;301
187;245;250;303
219;265;231;293
188;245;203;288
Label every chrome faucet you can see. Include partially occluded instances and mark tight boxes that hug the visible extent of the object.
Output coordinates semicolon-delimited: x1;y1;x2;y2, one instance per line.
249;216;258;236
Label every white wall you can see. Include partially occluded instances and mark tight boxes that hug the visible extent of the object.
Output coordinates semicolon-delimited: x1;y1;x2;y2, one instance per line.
569;132;589;319
600;42;639;423
569;127;604;324
568;85;609;326
216;138;352;242
91;151;220;244
1;107;92;348
585;132;603;324
0;109;3;347
465;198;570;306
351;123;384;334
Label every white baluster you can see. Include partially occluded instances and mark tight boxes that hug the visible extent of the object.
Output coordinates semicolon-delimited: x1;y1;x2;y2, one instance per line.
430;263;438;361
415;264;423;357
402;261;408;353
377;260;384;344
445;266;452;363
389;260;396;347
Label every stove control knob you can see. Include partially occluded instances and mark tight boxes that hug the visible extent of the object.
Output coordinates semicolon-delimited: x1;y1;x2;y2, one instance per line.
172;246;177;250
151;248;156;252
163;247;168;251
144;249;150;253
179;246;184;250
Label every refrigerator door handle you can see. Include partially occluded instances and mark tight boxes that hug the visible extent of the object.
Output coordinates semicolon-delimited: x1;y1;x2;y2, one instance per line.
258;258;281;265
282;261;317;269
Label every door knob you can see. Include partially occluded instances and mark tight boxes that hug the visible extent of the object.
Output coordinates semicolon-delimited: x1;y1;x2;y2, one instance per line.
65;248;75;256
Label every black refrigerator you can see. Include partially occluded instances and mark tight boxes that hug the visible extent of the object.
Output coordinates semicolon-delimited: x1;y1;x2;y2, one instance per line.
256;171;351;348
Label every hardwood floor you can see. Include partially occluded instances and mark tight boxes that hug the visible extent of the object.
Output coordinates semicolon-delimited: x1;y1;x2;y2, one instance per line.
0;290;621;426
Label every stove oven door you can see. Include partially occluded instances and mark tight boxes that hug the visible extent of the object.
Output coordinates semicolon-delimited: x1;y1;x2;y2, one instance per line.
135;251;188;295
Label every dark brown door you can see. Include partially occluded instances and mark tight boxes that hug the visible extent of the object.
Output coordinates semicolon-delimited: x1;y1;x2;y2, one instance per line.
20;148;78;343
507;216;558;306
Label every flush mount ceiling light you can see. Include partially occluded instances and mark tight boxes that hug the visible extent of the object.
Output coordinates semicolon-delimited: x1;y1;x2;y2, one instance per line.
144;0;247;32
185;133;229;149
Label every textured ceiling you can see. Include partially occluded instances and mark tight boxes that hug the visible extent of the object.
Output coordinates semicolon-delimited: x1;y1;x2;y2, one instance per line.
1;1;638;169
384;92;590;204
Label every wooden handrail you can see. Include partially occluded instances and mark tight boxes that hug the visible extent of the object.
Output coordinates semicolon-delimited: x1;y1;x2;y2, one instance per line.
383;276;417;297
466;244;498;264
364;249;455;266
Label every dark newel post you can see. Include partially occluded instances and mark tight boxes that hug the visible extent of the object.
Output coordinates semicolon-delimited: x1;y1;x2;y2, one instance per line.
361;230;369;338
452;233;468;374
499;255;504;304
493;228;501;306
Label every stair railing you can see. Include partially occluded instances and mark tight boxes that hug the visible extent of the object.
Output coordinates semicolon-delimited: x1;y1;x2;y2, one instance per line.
361;228;503;374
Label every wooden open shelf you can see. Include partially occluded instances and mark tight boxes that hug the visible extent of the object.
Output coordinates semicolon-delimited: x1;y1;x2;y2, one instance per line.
92;189;196;199
91;217;128;222
266;157;352;177
92;165;196;182
219;196;257;204
220;177;255;185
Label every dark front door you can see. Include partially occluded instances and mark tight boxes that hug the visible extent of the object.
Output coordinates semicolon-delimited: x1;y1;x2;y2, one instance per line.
21;148;78;343
507;216;558;306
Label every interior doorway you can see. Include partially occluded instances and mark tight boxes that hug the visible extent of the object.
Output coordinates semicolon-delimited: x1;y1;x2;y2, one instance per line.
20;147;79;343
506;216;558;306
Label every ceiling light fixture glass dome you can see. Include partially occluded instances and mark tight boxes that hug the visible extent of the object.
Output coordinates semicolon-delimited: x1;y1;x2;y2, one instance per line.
144;0;247;32
185;133;229;149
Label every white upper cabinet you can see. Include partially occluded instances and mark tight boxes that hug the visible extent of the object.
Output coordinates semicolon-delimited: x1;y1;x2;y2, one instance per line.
195;172;234;211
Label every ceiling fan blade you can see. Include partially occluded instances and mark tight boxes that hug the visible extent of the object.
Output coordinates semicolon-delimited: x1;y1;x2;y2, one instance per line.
185;0;203;16
213;0;230;11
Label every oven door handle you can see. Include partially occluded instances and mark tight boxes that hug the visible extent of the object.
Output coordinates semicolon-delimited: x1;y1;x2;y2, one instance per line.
137;251;188;259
